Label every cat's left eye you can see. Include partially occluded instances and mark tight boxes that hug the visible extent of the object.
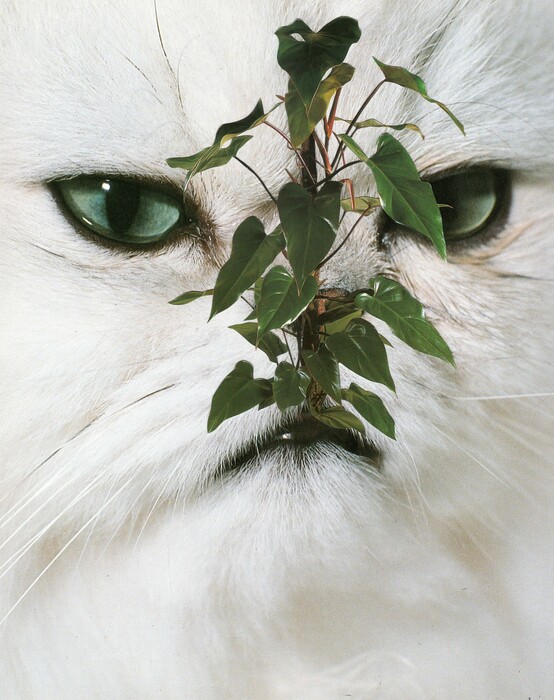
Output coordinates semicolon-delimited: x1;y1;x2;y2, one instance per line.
56;176;191;245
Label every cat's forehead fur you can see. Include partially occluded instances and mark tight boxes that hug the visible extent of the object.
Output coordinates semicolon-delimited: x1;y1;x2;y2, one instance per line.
1;1;554;697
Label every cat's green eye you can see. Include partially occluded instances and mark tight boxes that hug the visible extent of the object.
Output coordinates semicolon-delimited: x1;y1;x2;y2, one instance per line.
431;169;507;242
56;176;188;245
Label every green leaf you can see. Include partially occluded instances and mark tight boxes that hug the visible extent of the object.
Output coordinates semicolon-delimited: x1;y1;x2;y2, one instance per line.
169;289;213;305
210;218;285;319
301;346;342;403
373;58;464;134
275;17;361;107
354;276;454;364
340;196;380;215
166;100;269;185
339;133;446;259
318;300;359;325
341;383;396;439
277;181;342;285
286;63;355;147
257;266;318;339
337;116;424;139
325;318;395;391
311;405;365;434
273;362;311;410
213;100;266;146
167;135;253;187
207;361;273;432
228;322;287;363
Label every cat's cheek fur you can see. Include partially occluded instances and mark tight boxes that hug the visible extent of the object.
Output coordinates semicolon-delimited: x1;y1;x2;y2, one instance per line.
1;0;554;697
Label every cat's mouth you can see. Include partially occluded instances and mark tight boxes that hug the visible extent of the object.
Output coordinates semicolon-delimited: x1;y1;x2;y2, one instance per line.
218;414;381;476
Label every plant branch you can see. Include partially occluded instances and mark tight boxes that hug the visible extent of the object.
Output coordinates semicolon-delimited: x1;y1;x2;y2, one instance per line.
316;204;373;270
233;156;277;205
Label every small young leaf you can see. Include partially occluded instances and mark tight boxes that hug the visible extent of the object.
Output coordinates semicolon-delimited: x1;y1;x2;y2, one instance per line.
169;289;213;305
339;133;447;259
339;196;380;215
208;361;273;432
301;346;342;403
311;405;365;434
210;218;285;319
286;63;355;147
229;322;287;363
373;58;464;134
341;383;396;439
257;266;318;339
273;362;311;410
325;318;395;391
278;181;342;285
275;17;361;108
354;276;454;364
337;116;424;139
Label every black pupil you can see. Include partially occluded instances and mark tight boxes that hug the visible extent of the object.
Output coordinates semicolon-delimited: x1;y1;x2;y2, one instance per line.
104;180;140;234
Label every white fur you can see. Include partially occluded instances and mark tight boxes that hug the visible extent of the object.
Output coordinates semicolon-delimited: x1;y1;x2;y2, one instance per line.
1;0;553;697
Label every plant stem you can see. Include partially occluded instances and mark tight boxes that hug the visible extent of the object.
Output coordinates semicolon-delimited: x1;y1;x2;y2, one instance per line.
233;156;277;205
264;121;316;183
330;79;386;171
316;204;373;270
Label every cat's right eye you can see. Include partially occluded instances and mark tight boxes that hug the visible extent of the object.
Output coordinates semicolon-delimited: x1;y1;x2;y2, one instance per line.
431;169;509;242
55;176;194;247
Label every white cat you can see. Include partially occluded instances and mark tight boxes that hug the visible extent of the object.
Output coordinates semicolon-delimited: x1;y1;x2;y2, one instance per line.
1;0;553;697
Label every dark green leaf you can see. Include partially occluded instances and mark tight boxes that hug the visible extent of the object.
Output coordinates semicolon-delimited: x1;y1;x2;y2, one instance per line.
341;383;396;439
318;300;359;325
273;362;311;410
354;276;454;364
373;58;464;134
340;196;380;215
301;346;342;403
275;17;361;107
277;182;341;285
339;133;446;258
210;217;285;319
257;266;317;339
325;318;395;391
228;322;287;363
311;405;365;434
169;289;213;305
286;63;355;147
214;100;266;146
207;361;273;432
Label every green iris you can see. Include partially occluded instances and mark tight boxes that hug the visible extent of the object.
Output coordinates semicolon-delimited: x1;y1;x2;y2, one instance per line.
57;176;186;244
431;169;504;241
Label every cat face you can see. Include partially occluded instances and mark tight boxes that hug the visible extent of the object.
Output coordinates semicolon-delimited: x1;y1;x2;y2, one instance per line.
1;0;553;696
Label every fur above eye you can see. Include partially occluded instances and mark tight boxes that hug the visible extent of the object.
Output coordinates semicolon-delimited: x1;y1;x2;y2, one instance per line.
431;169;508;242
56;176;190;245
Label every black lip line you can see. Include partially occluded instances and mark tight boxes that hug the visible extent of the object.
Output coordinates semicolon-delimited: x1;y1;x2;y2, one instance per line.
216;415;381;477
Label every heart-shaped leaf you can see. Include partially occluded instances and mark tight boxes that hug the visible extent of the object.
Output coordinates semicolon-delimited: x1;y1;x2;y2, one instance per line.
341;383;396;439
339;133;446;258
310;405;365;434
275;17;361;107
278;181;342;286
257;266;317;339
273;362;311;410
208;361;273;432
286;63;355;147
169;289;213;305
325;318;395;391
354;276;454;364
373;58;464;134
210;219;285;319
228;322;287;363
301;346;342;403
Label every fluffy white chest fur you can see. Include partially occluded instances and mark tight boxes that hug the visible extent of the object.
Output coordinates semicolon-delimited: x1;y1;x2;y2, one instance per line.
1;1;553;697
